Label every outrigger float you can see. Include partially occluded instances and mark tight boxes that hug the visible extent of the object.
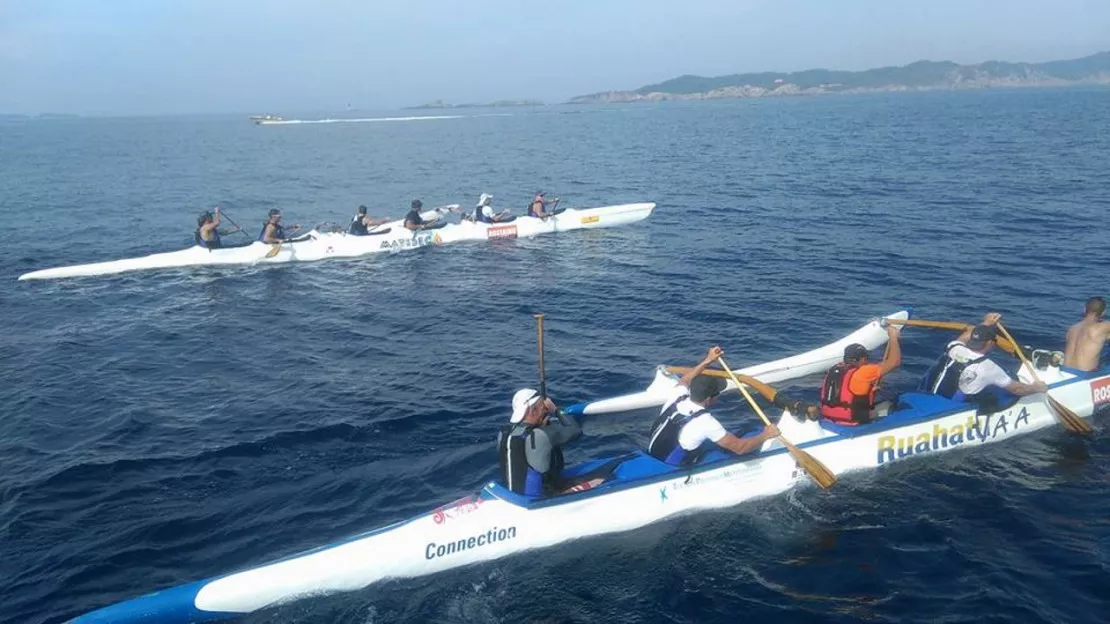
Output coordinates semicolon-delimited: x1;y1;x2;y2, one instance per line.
71;312;1109;623
19;202;655;281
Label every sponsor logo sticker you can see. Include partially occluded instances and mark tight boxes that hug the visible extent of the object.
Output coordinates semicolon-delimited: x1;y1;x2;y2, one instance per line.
431;495;484;525
1092;378;1110;406
876;407;1031;465
580;215;599;224
424;526;517;560
487;225;518;239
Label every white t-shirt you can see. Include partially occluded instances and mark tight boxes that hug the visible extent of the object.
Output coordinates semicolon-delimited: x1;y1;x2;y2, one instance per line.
662;386;728;451
948;342;1014;395
481;205;496;219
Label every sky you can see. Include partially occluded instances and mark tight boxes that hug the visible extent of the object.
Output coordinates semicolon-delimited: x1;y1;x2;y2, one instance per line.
1;0;1108;115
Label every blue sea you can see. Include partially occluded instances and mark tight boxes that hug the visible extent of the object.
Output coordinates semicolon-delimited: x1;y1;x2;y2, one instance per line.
2;88;1109;624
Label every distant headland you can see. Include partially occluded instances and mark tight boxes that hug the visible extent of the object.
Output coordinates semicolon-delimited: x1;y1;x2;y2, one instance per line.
569;51;1110;104
405;99;545;110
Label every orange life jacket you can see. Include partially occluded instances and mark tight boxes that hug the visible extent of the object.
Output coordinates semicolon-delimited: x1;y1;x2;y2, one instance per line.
819;362;877;425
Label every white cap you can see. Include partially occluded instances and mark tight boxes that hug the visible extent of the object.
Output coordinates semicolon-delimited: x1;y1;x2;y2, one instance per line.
510;388;540;423
477;193;492;207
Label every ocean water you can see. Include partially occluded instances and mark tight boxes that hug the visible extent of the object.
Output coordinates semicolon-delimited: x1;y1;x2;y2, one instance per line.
2;88;1109;623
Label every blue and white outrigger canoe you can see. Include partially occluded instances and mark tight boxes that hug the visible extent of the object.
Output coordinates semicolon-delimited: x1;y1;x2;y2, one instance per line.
71;314;1110;623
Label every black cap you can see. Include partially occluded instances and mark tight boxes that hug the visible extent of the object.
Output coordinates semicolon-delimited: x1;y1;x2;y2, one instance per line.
357;205;367;215
844;343;869;362
411;199;423;209
689;375;727;402
268;208;281;217
966;324;997;350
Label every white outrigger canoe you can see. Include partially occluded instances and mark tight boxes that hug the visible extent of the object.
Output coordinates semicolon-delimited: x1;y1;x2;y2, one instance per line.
19;202;655;281
71;318;1109;623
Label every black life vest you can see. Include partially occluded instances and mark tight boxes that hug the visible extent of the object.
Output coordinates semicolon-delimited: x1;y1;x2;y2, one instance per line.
349;215;368;236
920;341;988;399
258;223;285;241
498;424;563;496
647;398;709;466
819;362;875;425
194;228;221;249
475;206;491;223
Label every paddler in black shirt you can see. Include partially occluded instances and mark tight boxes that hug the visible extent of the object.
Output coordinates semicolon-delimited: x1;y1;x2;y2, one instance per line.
349;205;390;235
498;388;612;497
259;208;302;243
403;199;439;231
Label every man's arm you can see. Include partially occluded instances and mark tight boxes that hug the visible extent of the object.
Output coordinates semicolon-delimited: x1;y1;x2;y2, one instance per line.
981;360;1046;396
540;411;582;446
715;425;780;456
1004;380;1048;396
262;223;278;243
678;346;724;389
877;326;902;376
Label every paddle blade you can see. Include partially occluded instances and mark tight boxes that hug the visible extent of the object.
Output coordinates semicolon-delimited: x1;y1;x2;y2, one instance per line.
1047;394;1094;435
781;438;838;489
265;243;281;258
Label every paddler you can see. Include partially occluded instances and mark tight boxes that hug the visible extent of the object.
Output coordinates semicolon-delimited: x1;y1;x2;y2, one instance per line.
195;206;227;249
348;205;389;236
403;199;440;231
259;208;301;243
1064;297;1110;371
818;324;902;425
647;346;780;466
527;192;560;219
498;388;614;497
474;193;511;223
921;313;1046;412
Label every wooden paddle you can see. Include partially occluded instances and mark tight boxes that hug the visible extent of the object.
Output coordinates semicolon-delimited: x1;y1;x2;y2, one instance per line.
264;242;282;258
534;313;547;401
717;356;838;489
217;210;252;241
885;318;1017;355
664;366;780;401
994;323;1092;435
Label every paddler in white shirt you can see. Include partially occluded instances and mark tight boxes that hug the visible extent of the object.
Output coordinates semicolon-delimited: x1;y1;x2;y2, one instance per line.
474;193;512;223
921;313;1047;412
647;346;780;466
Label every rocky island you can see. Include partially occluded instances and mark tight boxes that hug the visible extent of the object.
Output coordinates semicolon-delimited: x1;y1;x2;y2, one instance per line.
570;51;1110;103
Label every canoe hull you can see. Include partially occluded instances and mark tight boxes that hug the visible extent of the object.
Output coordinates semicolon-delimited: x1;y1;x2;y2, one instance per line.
73;365;1109;622
20;203;655;281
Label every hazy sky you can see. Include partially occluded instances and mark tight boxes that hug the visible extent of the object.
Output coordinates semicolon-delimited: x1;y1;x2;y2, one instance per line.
1;0;1107;115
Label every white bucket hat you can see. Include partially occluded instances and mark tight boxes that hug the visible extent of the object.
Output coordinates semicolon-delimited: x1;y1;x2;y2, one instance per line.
510;388;540;423
477;193;493;207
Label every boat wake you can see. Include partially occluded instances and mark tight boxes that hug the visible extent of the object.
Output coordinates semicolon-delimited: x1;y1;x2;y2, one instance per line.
259;114;512;125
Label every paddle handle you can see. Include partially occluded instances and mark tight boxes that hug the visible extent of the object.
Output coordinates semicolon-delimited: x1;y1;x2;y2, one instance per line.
717;357;774;429
534;314;547;401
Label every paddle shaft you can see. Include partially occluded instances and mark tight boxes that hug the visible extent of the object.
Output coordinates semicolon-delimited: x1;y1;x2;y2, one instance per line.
995;323;1041;383
217;211;252;241
886;318;1016;355
716;358;773;427
535;314;547;401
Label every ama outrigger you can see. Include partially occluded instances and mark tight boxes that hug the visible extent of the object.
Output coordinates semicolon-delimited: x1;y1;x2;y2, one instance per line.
70;312;1108;623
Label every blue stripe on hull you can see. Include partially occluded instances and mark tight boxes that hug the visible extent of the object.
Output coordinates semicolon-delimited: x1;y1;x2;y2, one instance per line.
69;581;238;623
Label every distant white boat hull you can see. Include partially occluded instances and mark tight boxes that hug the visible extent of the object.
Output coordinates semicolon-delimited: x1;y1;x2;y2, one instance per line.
18;202;655;281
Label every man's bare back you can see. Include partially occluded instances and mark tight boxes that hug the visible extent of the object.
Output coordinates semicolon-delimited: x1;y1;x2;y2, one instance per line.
1064;299;1110;371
